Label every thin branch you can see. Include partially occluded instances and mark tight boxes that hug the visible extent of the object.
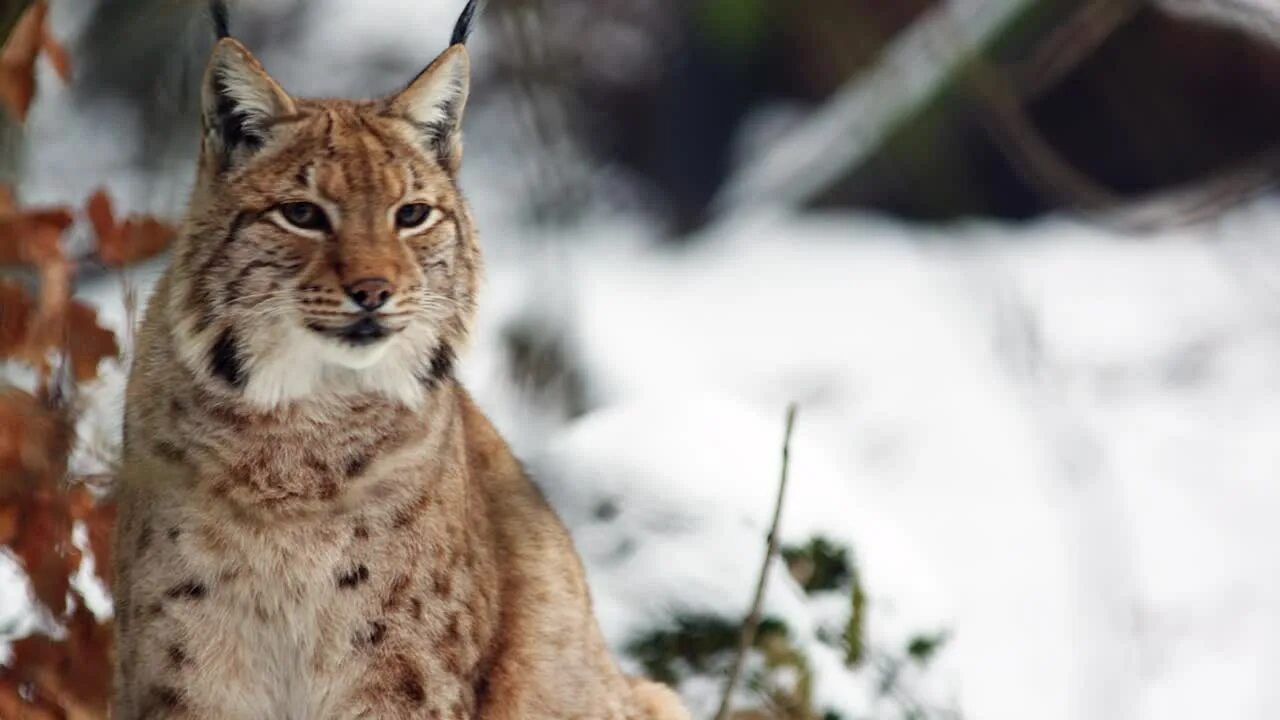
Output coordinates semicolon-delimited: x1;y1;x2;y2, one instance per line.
714;0;1276;233
714;403;799;720
943;6;1280;235
1011;0;1144;100
960;54;1122;211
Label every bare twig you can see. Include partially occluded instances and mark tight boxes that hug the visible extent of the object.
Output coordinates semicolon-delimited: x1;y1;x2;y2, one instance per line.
714;403;798;720
1012;0;1144;100
944;8;1280;235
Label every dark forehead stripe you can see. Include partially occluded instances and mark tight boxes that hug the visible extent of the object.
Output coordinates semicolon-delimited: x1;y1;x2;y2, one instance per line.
294;160;315;188
356;114;402;164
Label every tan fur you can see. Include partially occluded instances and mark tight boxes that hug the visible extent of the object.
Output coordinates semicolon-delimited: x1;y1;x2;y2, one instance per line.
111;36;688;720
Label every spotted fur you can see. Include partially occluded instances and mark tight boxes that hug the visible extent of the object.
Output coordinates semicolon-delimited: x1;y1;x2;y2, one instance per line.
111;14;688;720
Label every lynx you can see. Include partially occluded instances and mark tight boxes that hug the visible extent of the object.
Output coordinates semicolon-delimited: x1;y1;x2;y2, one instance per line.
110;3;689;718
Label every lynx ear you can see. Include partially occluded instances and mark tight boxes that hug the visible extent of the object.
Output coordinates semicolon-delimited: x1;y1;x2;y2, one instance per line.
389;45;470;174
201;38;296;170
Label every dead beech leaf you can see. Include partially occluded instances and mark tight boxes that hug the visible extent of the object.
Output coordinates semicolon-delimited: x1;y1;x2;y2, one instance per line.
39;29;70;82
87;189;175;266
0;279;32;358
0;210;73;382
0;500;17;545
0;206;73;267
65;300;118;383
67;485;115;586
110;217;174;266
0;1;48;122
0;183;15;215
7;607;113;718
0;388;70;497
57;606;113;713
84;188;112;242
0;677;61;720
11;490;78;615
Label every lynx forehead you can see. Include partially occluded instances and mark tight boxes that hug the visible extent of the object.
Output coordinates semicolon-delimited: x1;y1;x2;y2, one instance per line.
168;33;479;411
111;2;690;718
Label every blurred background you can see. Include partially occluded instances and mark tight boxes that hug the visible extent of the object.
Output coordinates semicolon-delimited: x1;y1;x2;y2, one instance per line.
3;0;1280;718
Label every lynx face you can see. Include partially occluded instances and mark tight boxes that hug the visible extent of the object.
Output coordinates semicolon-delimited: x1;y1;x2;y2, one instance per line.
166;39;480;410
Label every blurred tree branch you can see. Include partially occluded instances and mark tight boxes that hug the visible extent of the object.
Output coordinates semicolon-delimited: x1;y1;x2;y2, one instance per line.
717;0;1280;232
713;0;1044;216
0;0;33;49
952;6;1280;233
1012;0;1144;99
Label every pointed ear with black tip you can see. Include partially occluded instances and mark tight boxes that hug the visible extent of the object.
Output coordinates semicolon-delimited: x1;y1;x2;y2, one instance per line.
389;45;470;175
201;38;296;171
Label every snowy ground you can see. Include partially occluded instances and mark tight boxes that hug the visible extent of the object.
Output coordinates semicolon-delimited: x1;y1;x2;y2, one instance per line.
4;2;1280;718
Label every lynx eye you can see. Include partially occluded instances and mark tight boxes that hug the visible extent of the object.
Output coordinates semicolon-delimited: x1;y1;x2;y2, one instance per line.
395;203;434;229
279;202;329;231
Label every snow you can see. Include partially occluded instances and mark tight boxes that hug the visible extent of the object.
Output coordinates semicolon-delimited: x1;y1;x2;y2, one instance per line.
5;1;1280;718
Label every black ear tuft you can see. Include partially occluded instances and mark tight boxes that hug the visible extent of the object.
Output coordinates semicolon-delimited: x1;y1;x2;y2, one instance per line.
210;0;230;40
450;0;486;46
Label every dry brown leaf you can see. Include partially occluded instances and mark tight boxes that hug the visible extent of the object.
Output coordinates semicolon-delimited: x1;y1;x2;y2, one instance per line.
0;199;116;381
6;607;112;718
84;188;112;242
55;606;113;713
109;217;175;266
66;485;115;586
0;279;33;358
0;1;48;122
0;182;16;215
29;230;71;384
0;500;17;545
0;207;74;382
0;388;70;498
65;300;118;383
39;29;70;82
11;490;78;614
0;207;73;267
0;677;61;720
87;189;175;266
6;610;110;719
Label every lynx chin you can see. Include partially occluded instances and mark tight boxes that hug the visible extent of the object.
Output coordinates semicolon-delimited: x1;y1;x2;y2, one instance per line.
110;2;690;718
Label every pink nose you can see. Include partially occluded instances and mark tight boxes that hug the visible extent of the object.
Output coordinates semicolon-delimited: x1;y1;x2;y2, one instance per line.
344;278;394;311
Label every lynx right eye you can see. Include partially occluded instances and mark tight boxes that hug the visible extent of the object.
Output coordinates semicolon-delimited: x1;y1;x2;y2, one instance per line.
279;202;329;231
395;203;434;229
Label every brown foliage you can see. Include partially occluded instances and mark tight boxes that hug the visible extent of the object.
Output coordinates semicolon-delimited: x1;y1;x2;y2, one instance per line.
0;191;120;384
0;184;131;719
8;606;113;717
87;188;175;267
0;1;70;122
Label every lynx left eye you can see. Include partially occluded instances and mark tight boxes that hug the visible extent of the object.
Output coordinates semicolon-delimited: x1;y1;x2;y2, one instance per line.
395;203;433;229
279;202;329;231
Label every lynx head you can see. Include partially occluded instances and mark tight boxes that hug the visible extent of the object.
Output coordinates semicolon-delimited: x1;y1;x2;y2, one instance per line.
165;32;480;411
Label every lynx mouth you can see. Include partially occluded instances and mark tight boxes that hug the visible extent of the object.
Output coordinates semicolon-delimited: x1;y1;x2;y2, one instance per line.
308;316;402;347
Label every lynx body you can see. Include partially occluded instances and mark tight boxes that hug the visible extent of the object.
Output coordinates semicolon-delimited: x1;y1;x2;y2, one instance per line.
111;6;688;719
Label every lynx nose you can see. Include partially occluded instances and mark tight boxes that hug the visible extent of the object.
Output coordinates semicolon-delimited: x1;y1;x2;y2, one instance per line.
344;278;394;311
